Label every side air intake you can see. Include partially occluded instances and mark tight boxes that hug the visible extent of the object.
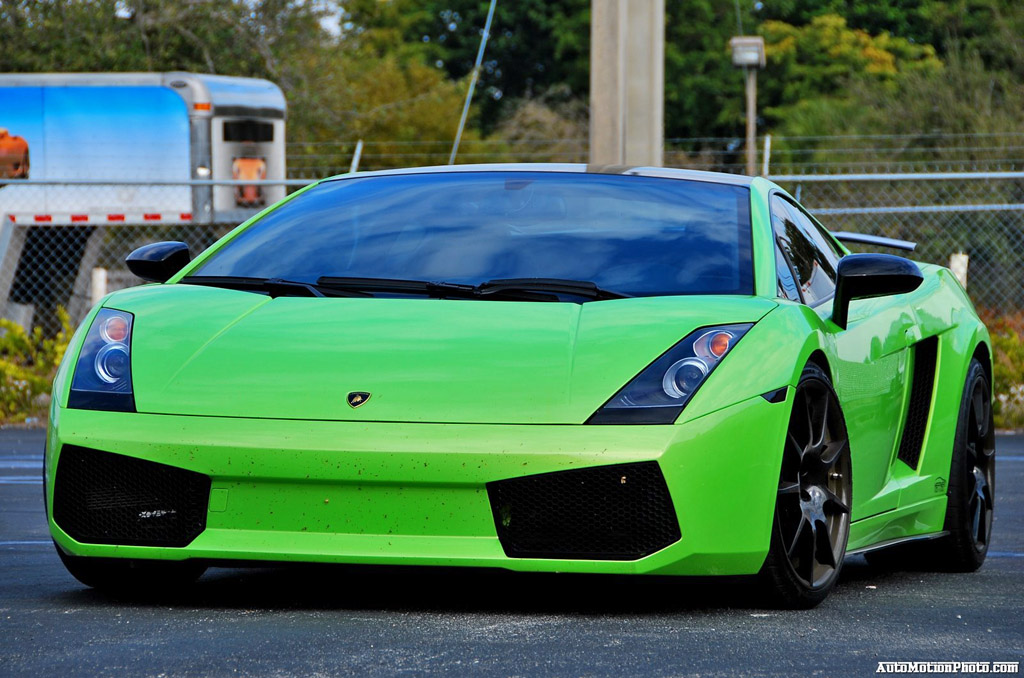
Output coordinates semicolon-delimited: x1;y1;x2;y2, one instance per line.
53;445;211;547
487;461;680;560
897;336;939;469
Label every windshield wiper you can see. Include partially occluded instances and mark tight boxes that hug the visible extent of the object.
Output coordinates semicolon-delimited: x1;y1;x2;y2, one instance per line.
316;277;471;296
475;278;630;300
316;277;559;302
185;275;628;302
180;275;368;298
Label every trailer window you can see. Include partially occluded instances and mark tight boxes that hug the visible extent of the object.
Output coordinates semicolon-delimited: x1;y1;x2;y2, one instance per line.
223;120;274;143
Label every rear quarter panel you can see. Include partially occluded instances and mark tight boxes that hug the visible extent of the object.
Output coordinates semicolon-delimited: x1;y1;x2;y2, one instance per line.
897;264;991;511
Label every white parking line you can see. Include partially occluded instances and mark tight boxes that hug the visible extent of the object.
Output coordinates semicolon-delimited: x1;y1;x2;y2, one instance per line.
0;540;50;546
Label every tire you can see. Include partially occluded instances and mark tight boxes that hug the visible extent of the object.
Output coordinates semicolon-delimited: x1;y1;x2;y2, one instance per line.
862;358;996;573
936;358;996;571
55;542;206;594
759;362;852;609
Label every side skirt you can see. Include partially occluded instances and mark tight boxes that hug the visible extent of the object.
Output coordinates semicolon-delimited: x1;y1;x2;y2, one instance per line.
847;495;947;552
847;531;948;557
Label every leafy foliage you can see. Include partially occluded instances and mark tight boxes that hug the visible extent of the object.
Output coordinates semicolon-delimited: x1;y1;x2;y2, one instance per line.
980;311;1024;429
345;0;590;134
0;309;72;425
3;1;1023;149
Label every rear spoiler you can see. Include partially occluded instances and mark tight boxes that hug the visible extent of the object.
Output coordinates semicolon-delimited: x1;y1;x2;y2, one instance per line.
831;231;916;252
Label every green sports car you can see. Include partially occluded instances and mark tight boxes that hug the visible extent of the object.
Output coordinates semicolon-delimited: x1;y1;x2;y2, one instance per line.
46;165;996;607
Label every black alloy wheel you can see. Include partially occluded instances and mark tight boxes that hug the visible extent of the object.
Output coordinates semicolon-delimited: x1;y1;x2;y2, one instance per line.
941;358;996;570
761;362;852;608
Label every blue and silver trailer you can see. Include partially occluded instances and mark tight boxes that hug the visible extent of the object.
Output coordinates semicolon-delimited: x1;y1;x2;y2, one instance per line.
0;72;287;330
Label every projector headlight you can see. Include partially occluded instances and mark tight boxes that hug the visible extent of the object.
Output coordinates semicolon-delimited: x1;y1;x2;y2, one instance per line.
587;324;752;425
68;308;136;412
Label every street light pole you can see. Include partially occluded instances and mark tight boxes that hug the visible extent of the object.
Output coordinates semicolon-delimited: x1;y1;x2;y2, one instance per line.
744;67;757;176
729;36;765;176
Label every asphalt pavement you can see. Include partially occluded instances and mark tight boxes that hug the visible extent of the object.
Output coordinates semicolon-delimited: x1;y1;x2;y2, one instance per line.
0;428;1020;677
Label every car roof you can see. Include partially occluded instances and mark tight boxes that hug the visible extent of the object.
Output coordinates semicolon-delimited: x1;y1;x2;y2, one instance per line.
322;163;755;187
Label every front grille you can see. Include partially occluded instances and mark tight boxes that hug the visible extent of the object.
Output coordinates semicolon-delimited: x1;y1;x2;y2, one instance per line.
897;336;939;469
53;445;211;547
487;461;681;560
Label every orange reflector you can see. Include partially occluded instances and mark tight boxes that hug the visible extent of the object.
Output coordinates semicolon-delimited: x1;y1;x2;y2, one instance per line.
194;102;211;111
710;332;732;358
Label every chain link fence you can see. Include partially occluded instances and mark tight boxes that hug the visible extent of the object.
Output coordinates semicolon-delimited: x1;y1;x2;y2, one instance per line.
770;172;1024;318
0;180;310;335
285;133;1024;178
1;172;1022;337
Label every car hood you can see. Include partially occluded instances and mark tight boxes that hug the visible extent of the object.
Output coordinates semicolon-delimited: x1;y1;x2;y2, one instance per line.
108;284;776;424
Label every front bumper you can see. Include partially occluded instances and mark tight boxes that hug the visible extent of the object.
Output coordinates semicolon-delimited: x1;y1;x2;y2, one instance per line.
46;392;790;576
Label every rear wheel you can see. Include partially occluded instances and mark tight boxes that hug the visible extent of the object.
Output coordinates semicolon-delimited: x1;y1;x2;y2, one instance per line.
864;358;995;571
939;358;996;570
55;543;206;593
760;363;852;608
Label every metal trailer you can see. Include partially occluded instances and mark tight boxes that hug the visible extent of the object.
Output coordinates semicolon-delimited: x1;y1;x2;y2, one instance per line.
0;72;286;330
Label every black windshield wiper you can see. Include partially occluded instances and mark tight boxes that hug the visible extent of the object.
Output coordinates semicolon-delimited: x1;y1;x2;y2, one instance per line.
185;275;627;302
316;277;559;302
181;276;367;298
475;278;630;301
316;277;472;296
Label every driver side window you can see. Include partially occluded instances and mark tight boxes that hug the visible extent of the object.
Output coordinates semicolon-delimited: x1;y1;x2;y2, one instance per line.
771;196;838;307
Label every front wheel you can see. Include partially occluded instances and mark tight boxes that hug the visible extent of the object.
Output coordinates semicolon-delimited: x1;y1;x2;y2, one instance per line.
759;363;852;608
55;542;206;594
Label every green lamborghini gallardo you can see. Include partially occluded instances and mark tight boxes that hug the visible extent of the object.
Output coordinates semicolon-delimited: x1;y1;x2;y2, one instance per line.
45;165;995;607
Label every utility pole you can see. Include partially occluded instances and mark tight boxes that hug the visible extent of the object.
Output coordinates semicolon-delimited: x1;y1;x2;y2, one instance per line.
589;0;664;167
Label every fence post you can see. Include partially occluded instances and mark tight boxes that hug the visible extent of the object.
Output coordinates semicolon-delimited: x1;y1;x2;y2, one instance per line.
949;253;969;289
91;267;108;308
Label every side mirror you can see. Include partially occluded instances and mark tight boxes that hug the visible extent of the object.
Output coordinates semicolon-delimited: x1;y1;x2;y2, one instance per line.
832;253;923;329
126;241;191;283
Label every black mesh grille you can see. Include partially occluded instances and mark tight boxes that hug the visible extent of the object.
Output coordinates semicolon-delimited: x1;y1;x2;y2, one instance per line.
897;336;939;469
487;461;681;560
53;445;211;547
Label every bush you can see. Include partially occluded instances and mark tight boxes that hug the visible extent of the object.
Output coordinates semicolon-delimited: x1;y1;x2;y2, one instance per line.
0;308;71;426
984;311;1024;430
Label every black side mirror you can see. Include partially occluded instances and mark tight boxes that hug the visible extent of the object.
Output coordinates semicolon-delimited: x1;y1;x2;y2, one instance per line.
126;241;191;283
832;253;923;329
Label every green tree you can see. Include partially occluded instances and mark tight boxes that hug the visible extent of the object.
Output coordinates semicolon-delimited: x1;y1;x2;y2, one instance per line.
664;0;753;138
344;0;590;133
759;13;943;129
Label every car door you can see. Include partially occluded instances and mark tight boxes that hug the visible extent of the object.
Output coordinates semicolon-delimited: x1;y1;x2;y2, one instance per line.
771;195;914;520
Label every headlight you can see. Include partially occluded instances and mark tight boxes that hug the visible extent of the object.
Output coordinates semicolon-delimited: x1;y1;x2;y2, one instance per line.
68;308;136;412
587;323;752;424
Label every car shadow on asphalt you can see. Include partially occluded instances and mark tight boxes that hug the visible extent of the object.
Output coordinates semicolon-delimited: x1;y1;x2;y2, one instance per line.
43;555;919;615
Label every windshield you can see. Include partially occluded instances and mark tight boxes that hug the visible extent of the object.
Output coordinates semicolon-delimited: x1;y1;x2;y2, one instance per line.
193;171;754;297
